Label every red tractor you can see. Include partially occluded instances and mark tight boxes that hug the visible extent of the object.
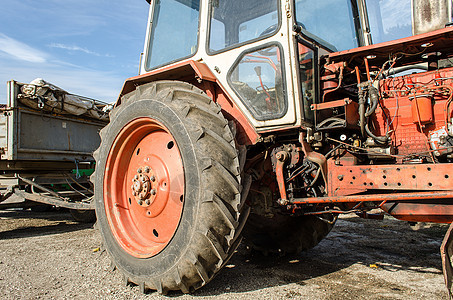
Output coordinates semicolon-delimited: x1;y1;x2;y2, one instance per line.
93;0;453;294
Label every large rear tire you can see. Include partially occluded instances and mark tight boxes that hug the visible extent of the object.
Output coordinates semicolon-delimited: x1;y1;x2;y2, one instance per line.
243;213;335;255
93;81;248;294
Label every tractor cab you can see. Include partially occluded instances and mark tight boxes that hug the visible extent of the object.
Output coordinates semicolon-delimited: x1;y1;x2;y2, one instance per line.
141;0;451;132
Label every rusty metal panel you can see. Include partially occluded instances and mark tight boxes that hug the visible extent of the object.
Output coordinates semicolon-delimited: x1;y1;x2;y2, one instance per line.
15;110;103;161
381;202;453;223
412;0;452;35
328;163;453;196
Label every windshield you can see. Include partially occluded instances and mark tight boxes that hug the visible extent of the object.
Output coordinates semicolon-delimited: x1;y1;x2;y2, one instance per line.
208;0;279;52
295;0;359;51
365;0;412;44
146;0;200;70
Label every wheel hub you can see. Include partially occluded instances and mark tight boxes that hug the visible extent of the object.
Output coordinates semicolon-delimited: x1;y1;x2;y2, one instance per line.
103;118;185;258
131;167;157;206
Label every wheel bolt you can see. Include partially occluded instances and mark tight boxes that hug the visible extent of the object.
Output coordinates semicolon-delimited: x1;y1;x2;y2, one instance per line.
150;176;156;182
144;167;150;173
145;200;150;205
138;200;143;205
137;168;142;173
151;189;156;195
134;175;139;180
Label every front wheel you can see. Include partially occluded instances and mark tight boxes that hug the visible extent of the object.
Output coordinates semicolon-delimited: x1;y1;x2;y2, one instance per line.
69;209;96;223
94;81;248;294
243;213;335;255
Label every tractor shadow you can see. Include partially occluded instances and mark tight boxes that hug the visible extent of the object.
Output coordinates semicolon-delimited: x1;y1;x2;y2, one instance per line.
189;215;447;296
0;209;94;240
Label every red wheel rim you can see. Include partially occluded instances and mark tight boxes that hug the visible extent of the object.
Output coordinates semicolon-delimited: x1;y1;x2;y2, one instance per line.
104;118;184;258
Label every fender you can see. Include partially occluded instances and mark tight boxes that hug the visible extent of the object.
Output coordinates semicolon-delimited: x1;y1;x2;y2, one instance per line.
116;60;259;145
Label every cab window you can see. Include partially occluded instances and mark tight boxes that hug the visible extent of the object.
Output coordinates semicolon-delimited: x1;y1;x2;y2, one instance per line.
228;44;287;120
146;0;200;70
295;0;359;51
208;0;280;53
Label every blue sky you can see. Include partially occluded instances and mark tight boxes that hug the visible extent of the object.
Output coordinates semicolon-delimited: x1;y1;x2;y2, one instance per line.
0;1;149;103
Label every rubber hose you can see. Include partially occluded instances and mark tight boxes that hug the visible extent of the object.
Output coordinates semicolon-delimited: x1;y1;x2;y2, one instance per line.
359;89;366;137
365;123;389;144
365;86;379;117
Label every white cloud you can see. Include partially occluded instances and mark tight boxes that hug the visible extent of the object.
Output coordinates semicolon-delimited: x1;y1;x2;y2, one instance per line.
0;33;47;63
49;43;114;58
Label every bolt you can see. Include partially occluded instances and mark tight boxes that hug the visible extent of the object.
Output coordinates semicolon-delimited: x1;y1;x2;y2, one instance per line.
338;175;344;181
134;175;139;180
144;166;150;173
138;200;143;205
150;176;156;182
145;199;150;205
151;189;157;195
278;198;289;206
276;151;288;162
137;168;142;173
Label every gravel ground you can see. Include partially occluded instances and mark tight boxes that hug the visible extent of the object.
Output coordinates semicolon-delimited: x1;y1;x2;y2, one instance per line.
0;209;449;299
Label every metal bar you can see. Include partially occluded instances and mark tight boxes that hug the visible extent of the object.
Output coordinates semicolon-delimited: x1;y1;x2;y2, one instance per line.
441;222;453;297
18;107;106;126
310;98;351;111
14;190;93;210
17;148;93;156
275;151;289;204
17;175;67;200
292;191;453;204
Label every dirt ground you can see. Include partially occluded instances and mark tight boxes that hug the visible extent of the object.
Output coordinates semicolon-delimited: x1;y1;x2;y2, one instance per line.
0;209;449;299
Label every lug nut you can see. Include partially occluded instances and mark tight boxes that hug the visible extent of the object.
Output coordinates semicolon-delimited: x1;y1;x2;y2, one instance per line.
151;189;156;195
145;200;150;205
150;176;156;182
138;200;143;205
134;175;139;180
137;168;142;173
144;167;150;173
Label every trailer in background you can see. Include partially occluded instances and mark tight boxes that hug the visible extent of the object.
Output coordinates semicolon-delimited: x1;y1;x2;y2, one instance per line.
0;80;109;221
